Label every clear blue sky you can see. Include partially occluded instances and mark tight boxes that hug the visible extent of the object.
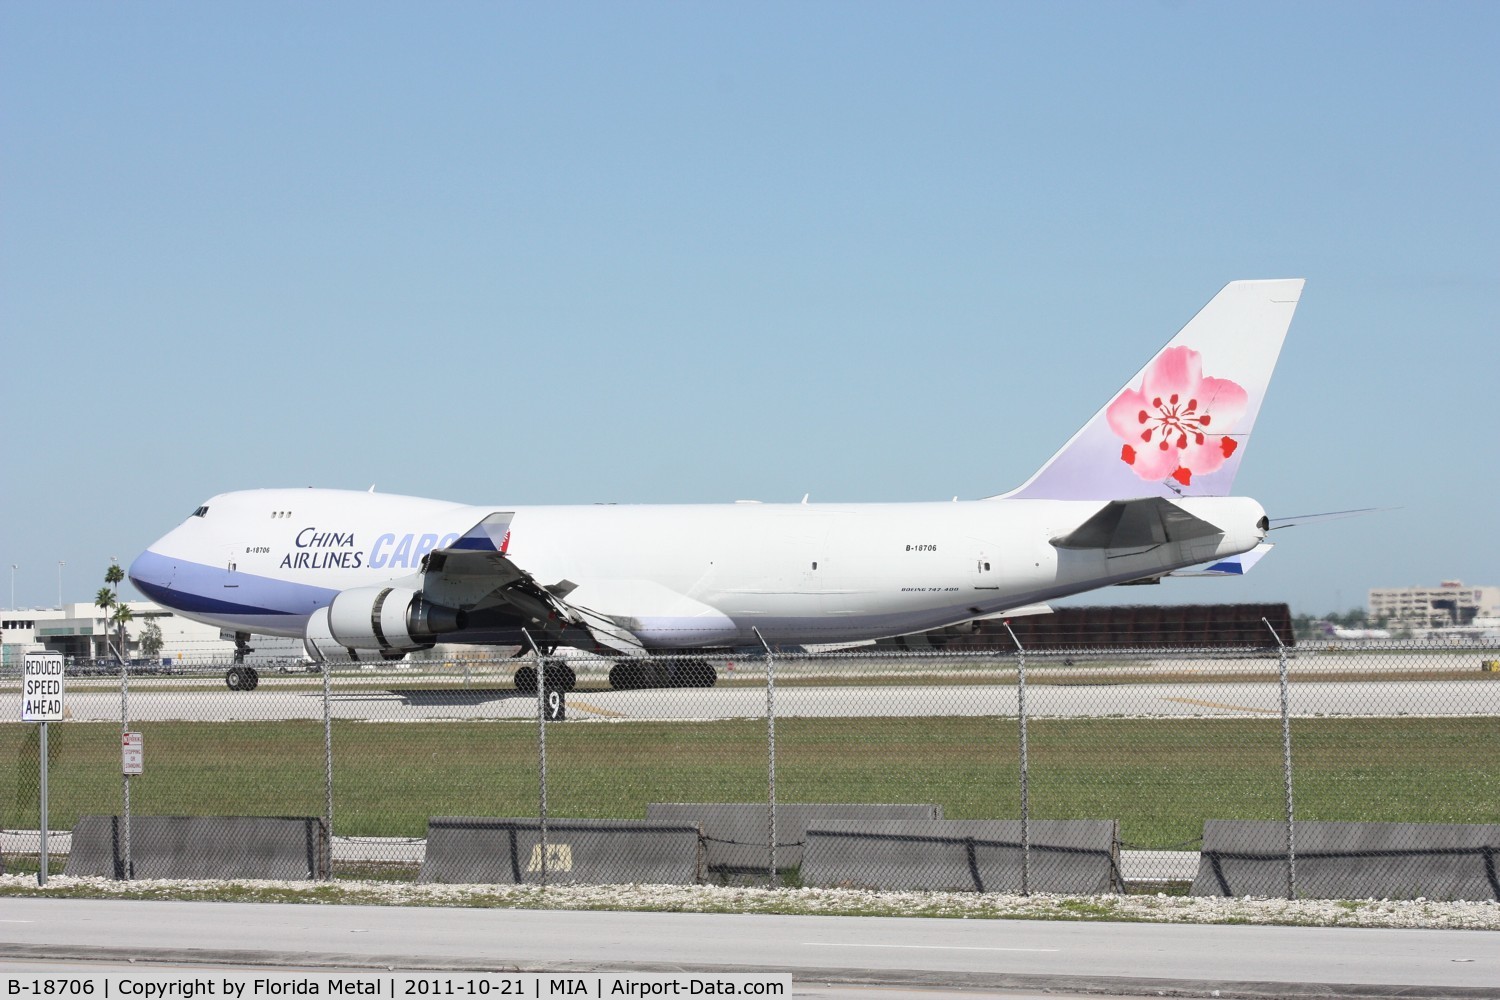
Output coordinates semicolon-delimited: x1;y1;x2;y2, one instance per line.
2;2;1496;615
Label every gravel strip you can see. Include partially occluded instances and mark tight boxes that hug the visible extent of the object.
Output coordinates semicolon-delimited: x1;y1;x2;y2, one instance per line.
3;875;1497;929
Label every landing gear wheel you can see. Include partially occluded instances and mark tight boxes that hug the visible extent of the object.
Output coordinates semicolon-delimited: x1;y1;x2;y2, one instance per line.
609;661;643;690
609;660;686;690
245;666;261;690
676;659;716;687
542;662;576;693
226;666;247;691
514;665;538;694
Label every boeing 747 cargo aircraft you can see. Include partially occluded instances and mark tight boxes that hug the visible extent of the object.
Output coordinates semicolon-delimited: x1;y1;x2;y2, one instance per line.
130;279;1304;691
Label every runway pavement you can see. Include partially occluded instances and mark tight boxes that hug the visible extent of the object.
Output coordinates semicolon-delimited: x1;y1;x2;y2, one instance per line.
2;896;1497;997
28;674;1500;722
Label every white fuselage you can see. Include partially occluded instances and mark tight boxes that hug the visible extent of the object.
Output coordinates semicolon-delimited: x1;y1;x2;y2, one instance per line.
131;487;1268;649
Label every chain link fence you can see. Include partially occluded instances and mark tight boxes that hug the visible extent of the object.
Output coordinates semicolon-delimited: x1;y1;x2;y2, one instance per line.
4;632;1499;897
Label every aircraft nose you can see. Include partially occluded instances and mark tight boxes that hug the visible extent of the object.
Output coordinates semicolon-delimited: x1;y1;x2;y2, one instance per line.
127;551;144;589
128;545;175;604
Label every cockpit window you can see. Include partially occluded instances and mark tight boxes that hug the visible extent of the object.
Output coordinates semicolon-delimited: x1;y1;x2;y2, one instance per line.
192;506;209;518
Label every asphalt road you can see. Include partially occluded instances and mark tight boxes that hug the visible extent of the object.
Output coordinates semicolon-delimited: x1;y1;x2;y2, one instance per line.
31;675;1500;722
0;964;1113;1000
1;897;1497;997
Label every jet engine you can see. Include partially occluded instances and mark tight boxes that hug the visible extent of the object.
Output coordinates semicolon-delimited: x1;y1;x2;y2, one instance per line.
303;586;466;662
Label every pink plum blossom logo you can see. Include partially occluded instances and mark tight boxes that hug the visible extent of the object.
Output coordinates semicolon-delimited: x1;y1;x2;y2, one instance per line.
1105;346;1248;487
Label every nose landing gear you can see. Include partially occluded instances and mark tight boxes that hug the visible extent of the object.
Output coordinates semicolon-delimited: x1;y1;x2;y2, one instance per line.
225;665;260;690
225;631;261;690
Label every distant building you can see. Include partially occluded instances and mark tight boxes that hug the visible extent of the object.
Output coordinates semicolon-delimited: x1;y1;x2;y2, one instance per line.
1367;580;1500;629
1;600;280;667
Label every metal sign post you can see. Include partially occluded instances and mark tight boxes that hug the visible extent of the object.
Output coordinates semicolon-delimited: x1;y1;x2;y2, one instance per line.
40;721;48;884
23;651;65;886
122;730;142;878
120;652;133;880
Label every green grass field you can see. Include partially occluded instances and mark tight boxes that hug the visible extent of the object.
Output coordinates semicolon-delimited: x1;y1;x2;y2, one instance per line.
4;716;1497;849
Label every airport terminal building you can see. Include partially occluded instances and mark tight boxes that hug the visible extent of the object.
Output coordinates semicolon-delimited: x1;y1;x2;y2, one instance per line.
1;600;239;667
1367;580;1500;630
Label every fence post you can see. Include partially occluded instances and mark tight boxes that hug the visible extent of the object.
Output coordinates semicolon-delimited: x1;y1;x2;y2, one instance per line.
1263;617;1296;900
523;630;548;887
38;720;49;886
1004;623;1030;896
754;628;777;887
322;659;334;880
119;650;132;880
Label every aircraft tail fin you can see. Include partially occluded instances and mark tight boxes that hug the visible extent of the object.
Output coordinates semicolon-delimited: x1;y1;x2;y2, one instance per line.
997;279;1304;500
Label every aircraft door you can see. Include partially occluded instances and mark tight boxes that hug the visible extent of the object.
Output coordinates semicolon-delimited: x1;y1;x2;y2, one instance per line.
974;549;999;591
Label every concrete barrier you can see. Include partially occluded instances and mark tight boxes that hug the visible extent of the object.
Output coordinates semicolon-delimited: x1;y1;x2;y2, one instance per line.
1192;820;1500;900
646;802;943;873
802;819;1120;893
63;815;328;880
419;817;703;885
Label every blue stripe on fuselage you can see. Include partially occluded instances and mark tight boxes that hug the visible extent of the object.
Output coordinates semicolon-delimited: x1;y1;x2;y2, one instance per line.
129;549;340;618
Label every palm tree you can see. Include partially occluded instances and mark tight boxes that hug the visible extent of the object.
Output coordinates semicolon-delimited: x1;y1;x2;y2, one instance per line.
102;563;127;663
95;586;116;661
112;603;134;663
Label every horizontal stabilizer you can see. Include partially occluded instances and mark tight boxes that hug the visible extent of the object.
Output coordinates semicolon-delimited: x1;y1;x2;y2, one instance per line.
1051;497;1223;550
1169;542;1273;577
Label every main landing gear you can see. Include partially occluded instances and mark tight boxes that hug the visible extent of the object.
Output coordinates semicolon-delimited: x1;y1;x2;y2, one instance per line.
513;661;577;694
607;658;717;690
509;657;718;693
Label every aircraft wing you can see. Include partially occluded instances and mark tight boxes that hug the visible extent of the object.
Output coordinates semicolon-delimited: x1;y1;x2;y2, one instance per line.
420;512;647;655
420;513;529;603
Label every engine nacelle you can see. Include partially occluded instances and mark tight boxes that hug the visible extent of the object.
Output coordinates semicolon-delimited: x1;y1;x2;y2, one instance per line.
303;606;365;664
303;586;466;662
